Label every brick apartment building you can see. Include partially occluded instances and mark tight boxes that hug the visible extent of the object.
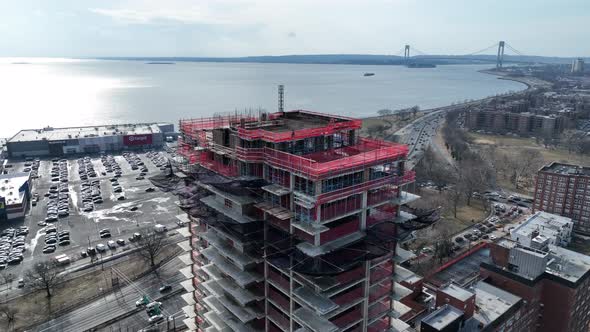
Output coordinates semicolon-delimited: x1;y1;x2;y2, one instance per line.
465;110;565;137
533;162;590;234
172;110;424;332
419;240;590;332
481;240;590;332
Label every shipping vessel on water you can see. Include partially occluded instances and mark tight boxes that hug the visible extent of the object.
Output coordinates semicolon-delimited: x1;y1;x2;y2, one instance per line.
406;63;436;68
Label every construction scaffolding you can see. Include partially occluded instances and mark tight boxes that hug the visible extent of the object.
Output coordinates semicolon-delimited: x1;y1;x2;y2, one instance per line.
170;108;429;332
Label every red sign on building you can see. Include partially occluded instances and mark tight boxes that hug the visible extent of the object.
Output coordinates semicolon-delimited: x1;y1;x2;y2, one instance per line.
123;134;153;146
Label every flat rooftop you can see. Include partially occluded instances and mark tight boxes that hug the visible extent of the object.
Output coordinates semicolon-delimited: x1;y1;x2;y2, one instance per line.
253;111;349;133
511;211;572;243
0;172;30;205
8;123;169;143
472;281;521;327
441;283;473;301
429;247;491;287
546;245;590;283
421;304;463;330
540;162;590;176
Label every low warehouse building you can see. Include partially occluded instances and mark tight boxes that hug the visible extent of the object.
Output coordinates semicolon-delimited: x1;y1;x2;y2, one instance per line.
6;123;174;157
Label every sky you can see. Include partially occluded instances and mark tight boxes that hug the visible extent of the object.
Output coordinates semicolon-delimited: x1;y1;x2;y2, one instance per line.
0;0;589;58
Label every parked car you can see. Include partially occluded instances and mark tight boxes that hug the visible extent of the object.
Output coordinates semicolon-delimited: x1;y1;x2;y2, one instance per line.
159;284;172;293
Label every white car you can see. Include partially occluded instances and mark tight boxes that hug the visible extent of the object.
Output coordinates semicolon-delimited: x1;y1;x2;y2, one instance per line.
148;314;165;324
107;240;117;249
489;235;497;240
96;243;107;252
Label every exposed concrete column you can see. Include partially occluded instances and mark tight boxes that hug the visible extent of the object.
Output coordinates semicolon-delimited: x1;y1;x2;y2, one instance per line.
361;191;368;230
314;179;322;196
362;260;370;331
289;172;295;211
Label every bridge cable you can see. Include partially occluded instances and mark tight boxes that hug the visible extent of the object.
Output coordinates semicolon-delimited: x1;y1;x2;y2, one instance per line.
464;42;500;56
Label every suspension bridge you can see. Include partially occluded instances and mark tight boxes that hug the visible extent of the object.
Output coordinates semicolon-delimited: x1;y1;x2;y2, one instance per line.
395;41;528;68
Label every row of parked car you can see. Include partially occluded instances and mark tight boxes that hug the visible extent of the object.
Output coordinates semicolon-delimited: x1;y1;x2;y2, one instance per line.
45;171;70;221
146;151;170;171
78;157;103;212
101;155;128;201
23;158;40;179
123;152;149;176
0;226;29;268
42;227;70;254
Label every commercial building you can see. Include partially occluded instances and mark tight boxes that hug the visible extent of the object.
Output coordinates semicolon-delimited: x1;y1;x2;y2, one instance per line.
465;110;565;137
533;162;590;234
6;123;174;157
510;211;573;250
0;172;32;221
172;110;420;331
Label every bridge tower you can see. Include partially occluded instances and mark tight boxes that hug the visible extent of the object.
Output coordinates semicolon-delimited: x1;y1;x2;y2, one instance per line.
496;41;505;69
404;45;410;63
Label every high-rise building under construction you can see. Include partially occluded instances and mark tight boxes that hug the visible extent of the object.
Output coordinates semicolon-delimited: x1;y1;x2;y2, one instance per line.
175;109;419;332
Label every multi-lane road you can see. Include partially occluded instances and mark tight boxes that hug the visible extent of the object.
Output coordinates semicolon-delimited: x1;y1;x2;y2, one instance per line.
34;256;187;332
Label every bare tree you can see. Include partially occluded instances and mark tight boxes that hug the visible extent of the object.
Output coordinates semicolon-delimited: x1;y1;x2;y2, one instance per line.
433;237;454;265
24;261;62;298
135;230;167;268
411;105;420;118
377;109;392;117
0;305;18;331
457;158;495;206
446;186;463;218
506;149;543;189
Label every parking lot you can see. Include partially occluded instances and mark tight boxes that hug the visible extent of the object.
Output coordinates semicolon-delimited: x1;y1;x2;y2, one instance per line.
1;150;183;277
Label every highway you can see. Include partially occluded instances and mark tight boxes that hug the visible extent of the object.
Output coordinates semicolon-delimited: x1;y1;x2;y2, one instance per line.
395;73;550;169
33;256;187;332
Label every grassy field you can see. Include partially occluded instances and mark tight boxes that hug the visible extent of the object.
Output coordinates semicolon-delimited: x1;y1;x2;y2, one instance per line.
469;132;590;165
468;132;590;195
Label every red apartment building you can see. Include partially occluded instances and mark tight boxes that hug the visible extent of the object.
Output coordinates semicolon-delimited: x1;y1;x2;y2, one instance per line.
533;162;590;234
174;110;420;332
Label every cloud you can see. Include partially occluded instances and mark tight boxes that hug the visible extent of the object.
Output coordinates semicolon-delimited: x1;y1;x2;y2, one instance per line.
89;7;227;24
287;31;296;38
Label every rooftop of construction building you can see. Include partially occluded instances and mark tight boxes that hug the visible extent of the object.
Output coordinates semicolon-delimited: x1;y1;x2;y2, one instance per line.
8;123;171;142
540;161;590;176
241;110;352;133
180;110;362;143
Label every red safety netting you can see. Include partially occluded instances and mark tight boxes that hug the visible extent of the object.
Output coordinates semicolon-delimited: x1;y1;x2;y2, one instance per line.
264;139;409;180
